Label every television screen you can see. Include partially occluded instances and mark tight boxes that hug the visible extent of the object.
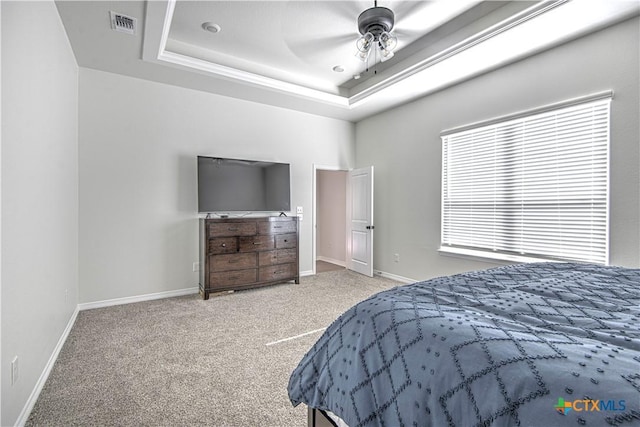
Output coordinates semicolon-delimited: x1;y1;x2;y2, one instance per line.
197;156;291;213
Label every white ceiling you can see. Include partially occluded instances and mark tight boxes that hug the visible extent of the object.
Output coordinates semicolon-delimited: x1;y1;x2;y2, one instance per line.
165;0;483;93
55;0;640;122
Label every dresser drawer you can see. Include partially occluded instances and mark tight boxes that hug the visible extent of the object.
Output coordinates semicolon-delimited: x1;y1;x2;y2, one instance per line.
258;219;297;235
208;237;238;255
239;235;275;252
259;263;297;282
208;221;257;237
210;269;257;287
210;253;257;272
275;233;297;249
259;249;297;266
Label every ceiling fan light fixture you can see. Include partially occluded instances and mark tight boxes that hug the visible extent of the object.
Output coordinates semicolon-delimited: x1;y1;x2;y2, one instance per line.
378;31;397;62
355;32;375;62
380;49;394;62
354;3;398;65
355;48;372;62
379;31;397;51
356;32;374;51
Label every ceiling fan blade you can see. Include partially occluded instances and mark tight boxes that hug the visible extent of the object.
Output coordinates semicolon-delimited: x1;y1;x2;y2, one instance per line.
393;27;426;39
393;0;481;35
281;1;363;36
391;0;431;18
280;2;368;65
287;34;356;55
325;1;371;22
286;35;357;66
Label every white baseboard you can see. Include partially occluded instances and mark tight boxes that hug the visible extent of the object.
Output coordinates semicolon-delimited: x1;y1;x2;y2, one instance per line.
78;287;199;311
316;256;346;267
374;270;420;284
15;306;79;427
300;269;314;277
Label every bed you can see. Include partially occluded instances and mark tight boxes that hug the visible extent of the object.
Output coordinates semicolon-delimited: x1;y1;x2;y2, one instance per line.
288;262;640;427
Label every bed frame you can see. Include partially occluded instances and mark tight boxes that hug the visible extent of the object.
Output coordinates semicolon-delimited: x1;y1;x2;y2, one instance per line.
308;407;339;427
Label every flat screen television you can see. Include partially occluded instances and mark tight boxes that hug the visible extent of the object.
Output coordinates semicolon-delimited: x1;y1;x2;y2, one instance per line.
197;156;291;213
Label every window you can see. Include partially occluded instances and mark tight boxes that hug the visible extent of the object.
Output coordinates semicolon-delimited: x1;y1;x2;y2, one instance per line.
441;93;611;265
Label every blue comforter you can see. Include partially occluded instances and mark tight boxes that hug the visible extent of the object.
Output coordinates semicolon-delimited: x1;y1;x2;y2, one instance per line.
288;263;640;427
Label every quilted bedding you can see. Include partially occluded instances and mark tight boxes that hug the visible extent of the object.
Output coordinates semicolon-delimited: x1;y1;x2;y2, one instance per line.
288;263;640;427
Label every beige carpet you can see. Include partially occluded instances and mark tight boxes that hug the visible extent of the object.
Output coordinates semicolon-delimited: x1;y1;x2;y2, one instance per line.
26;270;400;426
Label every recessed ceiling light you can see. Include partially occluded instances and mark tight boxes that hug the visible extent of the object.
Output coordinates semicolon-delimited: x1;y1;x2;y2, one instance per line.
332;65;345;73
202;22;221;33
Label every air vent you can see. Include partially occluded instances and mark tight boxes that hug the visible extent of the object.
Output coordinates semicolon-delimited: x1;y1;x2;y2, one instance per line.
110;11;137;35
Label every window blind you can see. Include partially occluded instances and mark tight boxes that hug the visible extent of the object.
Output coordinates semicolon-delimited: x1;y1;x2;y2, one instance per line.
441;96;610;265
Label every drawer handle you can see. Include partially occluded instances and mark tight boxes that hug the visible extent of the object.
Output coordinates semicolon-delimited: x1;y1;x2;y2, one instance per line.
283;239;288;243
253;242;263;245
229;276;239;280
273;270;283;274
228;259;240;264
221;243;227;247
228;227;238;231
274;225;282;229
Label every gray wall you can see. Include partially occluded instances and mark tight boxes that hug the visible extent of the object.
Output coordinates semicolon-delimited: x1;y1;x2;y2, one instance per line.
1;1;79;424
78;68;355;303
355;17;640;281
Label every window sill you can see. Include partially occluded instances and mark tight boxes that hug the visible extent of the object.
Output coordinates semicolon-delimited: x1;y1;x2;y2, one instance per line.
438;246;564;265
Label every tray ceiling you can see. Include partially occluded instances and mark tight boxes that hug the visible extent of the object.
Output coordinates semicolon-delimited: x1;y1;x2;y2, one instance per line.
56;0;639;121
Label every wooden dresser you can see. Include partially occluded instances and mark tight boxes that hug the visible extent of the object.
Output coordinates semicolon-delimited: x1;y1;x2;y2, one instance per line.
199;216;299;299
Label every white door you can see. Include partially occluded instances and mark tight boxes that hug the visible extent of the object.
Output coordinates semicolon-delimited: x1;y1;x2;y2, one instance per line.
347;166;374;277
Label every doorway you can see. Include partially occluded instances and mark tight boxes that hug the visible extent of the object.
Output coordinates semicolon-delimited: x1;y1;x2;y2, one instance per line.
313;167;348;274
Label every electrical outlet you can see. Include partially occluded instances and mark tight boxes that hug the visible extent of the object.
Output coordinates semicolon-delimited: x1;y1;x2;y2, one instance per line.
296;206;303;214
11;356;19;386
394;253;400;263
193;262;200;272
297;214;303;222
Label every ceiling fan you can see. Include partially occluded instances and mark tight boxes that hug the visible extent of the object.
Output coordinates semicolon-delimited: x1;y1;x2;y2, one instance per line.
355;0;398;62
280;1;431;81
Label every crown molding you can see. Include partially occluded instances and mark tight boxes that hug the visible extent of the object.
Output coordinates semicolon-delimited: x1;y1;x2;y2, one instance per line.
143;0;349;108
157;50;350;107
142;0;639;117
348;0;567;106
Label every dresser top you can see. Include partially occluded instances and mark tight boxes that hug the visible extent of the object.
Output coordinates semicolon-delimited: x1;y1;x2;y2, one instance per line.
201;216;296;223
